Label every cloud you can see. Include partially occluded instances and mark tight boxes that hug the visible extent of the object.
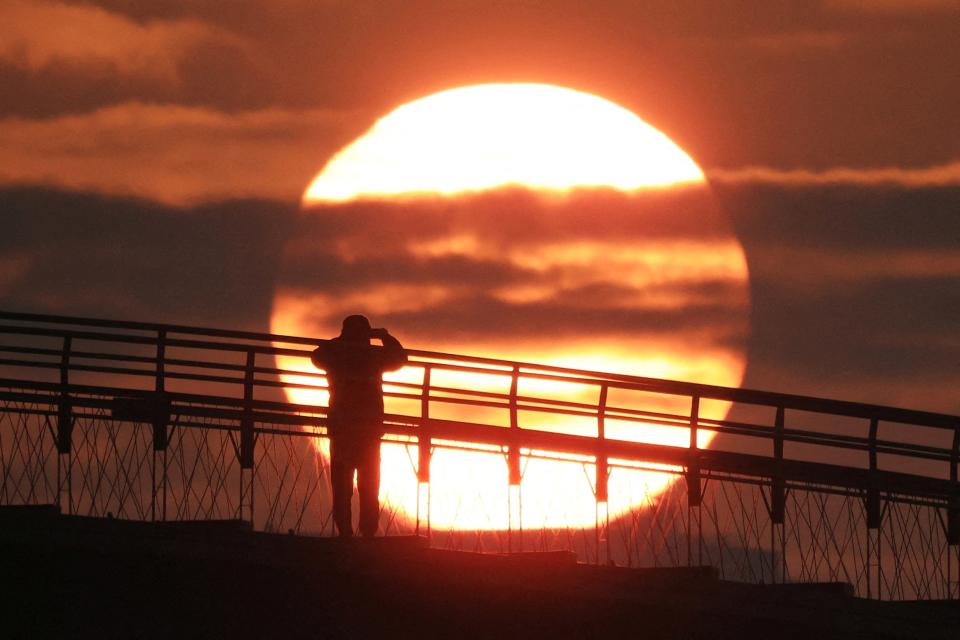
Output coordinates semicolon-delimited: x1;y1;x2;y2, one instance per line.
742;272;960;409
0;102;371;204
0;0;247;81
828;0;959;13
717;183;960;412
749;247;960;288
717;183;960;251
270;187;748;358
745;30;851;54
708;161;960;187
0;187;296;329
0;0;288;117
1;182;957;416
2;0;958;173
5;90;956;207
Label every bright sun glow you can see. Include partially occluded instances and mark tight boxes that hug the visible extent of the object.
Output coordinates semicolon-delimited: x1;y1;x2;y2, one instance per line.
304;84;704;202
275;83;748;531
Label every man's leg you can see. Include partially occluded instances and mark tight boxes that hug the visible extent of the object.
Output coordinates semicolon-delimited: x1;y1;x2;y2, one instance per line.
329;439;355;537
357;438;382;538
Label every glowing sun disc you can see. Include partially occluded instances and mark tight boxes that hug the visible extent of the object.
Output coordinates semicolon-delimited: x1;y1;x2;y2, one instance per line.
304;83;704;202
275;83;748;531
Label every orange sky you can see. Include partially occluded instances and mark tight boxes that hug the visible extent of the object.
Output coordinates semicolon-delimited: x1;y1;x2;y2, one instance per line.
1;1;959;203
0;1;957;419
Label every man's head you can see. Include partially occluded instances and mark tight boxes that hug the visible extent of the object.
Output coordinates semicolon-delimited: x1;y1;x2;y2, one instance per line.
340;314;372;343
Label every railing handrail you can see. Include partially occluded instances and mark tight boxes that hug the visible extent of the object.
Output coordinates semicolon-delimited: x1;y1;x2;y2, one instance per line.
1;309;958;430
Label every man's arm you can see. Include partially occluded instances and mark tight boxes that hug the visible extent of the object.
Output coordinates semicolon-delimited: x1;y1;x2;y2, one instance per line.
310;342;331;370
372;328;407;372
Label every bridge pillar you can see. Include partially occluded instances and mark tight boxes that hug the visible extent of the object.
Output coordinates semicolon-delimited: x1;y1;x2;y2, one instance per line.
56;335;73;454
56;398;73;515
770;407;786;524
596;385;610;564
238;351;256;524
866;417;885;599
416;366;432;537
948;427;959;547
764;479;787;584
152;331;168;522
56;336;73;514
146;396;171;523
946;501;959;600
686;396;703;568
507;366;522;484
110;393;172;521
768;406;786;583
948;426;959;598
56;399;73;455
595;500;609;565
507;366;522;552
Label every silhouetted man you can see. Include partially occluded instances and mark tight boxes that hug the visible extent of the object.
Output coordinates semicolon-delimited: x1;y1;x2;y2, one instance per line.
311;315;407;538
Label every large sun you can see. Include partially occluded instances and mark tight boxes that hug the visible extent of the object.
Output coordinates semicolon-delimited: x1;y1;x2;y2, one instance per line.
305;84;704;201
272;83;749;531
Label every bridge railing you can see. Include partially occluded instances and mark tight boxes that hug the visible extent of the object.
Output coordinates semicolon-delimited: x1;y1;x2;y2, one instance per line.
1;309;956;501
0;310;958;599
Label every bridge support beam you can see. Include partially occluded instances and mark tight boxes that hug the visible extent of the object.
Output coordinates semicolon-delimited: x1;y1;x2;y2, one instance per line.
56;336;73;514
686;396;703;567
416;366;432;537
56;399;73;455
948;426;959;598
763;481;787;585
110;393;172;521
865;417;885;599
507;366;522;552
944;502;958;600
55;399;73;515
595;500;609;565
767;406;787;584
149;399;170;523
595;385;610;564
237;351;256;523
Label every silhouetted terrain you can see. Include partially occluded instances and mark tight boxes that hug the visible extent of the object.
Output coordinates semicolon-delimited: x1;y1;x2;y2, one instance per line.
1;506;955;639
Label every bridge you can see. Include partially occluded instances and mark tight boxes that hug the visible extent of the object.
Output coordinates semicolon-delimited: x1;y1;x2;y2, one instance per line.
0;310;957;600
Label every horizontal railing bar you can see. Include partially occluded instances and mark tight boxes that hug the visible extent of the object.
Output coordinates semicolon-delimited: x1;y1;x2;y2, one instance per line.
0;325;313;358
0;358;60;371
0;358;248;388
0;372;952;465
1;388;954;503
0;370;950;469
3;310;959;429
0;378;321;416
0;345;64;358
0;309;321;346
5;354;935;457
3;346;948;448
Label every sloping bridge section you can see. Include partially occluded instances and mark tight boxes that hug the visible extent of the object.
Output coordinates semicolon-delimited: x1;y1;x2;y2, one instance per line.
0;310;957;599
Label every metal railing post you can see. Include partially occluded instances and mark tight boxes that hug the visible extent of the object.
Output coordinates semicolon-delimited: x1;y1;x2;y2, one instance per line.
770;406;786;584
507;365;521;552
151;330;169;522
416;366;432;538
56;335;73;514
948;426;959;599
239;350;256;523
867;417;883;599
596;384;609;565
686;395;701;568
